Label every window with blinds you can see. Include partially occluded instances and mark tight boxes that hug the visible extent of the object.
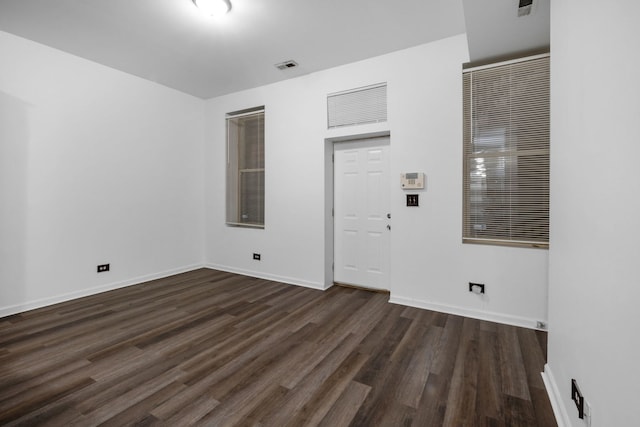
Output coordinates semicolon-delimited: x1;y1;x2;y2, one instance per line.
462;55;549;248
226;108;265;228
327;83;387;128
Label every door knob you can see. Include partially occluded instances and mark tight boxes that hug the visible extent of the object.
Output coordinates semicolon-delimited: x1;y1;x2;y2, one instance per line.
387;213;391;219
387;225;391;230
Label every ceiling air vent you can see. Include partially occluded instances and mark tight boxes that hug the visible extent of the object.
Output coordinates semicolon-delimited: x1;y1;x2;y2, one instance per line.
518;0;533;17
275;60;298;71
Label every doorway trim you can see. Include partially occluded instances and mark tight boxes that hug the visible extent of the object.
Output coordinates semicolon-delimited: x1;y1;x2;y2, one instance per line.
323;130;391;290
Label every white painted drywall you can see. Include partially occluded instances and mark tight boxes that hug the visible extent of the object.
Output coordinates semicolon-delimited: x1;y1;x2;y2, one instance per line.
1;29;550;330
204;73;328;289
547;2;640;426
205;34;549;327
0;31;205;316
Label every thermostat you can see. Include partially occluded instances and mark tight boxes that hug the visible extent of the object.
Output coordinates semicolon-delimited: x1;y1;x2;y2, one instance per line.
400;172;425;189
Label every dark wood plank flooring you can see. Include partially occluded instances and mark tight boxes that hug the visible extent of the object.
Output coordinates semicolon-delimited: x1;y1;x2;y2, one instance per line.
0;269;556;426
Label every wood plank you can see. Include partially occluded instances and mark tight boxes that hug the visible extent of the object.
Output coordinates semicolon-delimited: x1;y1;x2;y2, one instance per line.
529;385;559;427
348;311;414;426
442;317;481;426
0;374;94;425
256;333;363;427
0;268;556;426
240;385;291;426
279;351;370;426
476;328;504;421
517;327;548;390
98;381;186;427
396;321;443;408
503;394;538;427
317;381;371;427
498;324;531;400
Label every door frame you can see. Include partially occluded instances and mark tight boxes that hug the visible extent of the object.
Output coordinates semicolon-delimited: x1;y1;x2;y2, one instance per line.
323;131;391;290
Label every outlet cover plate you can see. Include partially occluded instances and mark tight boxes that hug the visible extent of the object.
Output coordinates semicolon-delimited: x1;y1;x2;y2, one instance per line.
571;379;585;419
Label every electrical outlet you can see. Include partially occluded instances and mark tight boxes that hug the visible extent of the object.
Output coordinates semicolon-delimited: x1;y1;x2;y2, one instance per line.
572;379;585;419
97;264;110;273
253;253;261;261
469;282;485;294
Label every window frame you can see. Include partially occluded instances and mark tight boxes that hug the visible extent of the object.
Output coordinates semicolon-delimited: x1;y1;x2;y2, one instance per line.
225;107;265;229
462;54;550;249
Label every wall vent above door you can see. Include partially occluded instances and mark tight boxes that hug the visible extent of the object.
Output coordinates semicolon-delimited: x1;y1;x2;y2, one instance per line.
327;83;387;129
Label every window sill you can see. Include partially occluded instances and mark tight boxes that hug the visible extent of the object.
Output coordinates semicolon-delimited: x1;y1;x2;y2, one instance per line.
462;238;548;249
226;222;264;229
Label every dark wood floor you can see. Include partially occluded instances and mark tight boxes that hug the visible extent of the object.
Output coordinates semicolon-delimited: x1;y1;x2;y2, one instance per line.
0;269;556;426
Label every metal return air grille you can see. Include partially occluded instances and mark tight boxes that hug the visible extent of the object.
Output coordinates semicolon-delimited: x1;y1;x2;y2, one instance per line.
327;83;387;129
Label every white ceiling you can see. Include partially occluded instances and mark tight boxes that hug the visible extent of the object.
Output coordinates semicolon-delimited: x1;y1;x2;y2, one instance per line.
0;0;549;99
463;0;550;64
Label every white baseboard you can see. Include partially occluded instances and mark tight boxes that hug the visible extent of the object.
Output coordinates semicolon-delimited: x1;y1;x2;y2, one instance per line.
205;263;327;291
0;263;204;318
542;363;571;427
388;295;544;330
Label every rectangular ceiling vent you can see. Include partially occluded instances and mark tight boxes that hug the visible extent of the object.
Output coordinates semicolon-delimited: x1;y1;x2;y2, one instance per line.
275;60;298;70
327;83;387;129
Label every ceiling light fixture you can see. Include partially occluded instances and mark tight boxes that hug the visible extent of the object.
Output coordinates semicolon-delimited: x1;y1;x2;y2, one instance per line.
192;0;231;16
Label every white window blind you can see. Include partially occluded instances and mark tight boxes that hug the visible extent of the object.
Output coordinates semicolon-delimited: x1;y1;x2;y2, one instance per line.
226;108;265;228
462;55;550;248
327;83;387;128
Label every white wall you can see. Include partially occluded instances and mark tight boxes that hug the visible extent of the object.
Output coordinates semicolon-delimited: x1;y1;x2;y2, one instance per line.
546;2;640;426
204;72;328;288
1;29;550;330
0;31;205;316
205;34;549;328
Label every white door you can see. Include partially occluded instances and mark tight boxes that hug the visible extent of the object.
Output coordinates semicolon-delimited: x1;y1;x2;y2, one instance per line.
334;137;390;290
